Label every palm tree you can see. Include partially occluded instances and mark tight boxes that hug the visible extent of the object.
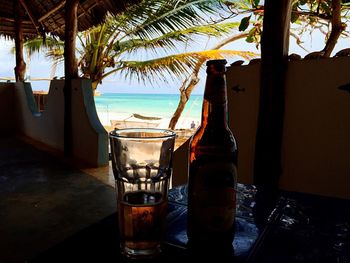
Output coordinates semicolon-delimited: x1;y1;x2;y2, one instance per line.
22;0;255;94
166;0;350;129
168;32;252;130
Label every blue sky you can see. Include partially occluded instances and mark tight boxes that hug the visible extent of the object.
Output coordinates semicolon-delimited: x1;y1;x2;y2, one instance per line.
1;25;349;94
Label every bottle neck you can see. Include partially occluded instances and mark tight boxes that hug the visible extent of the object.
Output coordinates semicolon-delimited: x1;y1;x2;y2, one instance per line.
201;72;228;128
201;100;228;128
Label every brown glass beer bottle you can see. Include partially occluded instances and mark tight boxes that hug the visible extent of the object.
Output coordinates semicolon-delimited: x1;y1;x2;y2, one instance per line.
187;59;238;249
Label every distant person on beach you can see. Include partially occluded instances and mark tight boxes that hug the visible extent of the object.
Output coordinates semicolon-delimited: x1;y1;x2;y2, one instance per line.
190;121;196;129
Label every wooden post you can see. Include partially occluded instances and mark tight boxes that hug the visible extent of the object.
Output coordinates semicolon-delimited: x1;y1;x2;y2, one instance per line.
254;0;292;189
64;0;79;156
14;0;26;82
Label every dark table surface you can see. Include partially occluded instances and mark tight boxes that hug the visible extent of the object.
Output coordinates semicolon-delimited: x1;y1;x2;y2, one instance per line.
30;184;350;263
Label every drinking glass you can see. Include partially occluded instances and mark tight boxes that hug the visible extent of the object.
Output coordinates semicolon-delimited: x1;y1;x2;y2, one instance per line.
109;128;176;259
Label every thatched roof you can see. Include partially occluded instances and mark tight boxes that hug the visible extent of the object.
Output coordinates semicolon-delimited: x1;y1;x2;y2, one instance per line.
0;0;138;40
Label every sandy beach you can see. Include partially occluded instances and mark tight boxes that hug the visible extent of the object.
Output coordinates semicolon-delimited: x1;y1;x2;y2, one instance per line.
98;111;198;149
97;111;200;131
93;92;202;148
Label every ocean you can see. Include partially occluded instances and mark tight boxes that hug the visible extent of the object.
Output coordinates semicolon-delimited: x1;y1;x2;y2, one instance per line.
94;93;203;129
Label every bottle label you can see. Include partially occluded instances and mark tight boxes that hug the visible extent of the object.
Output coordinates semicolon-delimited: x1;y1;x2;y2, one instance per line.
190;162;237;232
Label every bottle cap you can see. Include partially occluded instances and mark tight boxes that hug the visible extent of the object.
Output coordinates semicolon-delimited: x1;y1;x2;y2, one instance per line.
206;59;227;73
206;59;227;66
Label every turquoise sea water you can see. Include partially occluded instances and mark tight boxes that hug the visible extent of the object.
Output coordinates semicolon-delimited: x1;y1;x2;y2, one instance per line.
94;93;203;121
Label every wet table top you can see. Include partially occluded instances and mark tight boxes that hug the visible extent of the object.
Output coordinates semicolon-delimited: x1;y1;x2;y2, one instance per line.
29;184;350;263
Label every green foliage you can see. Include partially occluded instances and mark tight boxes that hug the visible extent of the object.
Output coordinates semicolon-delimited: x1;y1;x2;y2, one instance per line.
118;49;255;82
252;0;259;8
23;0;350;90
224;0;350;50
23;37;63;57
239;15;251;31
23;0;255;90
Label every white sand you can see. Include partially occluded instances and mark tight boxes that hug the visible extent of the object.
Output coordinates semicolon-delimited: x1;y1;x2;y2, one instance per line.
97;111;200;130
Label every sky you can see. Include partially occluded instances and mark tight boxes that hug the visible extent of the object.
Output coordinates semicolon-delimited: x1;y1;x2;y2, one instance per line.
1;23;349;95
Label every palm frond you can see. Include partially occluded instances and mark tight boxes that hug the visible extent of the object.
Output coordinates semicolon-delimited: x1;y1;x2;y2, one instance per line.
45;47;64;65
116;0;228;40
113;49;257;83
116;22;240;54
24;37;64;56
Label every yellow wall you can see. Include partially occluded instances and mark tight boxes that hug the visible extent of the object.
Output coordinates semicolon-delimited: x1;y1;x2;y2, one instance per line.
227;56;350;199
12;79;108;167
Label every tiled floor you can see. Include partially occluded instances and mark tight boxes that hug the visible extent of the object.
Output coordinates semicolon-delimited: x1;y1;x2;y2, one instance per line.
0;137;116;262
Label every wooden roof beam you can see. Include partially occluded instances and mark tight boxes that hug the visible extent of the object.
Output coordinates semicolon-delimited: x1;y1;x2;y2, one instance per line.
38;0;66;23
0;25;36;32
59;1;102;32
0;17;32;24
19;0;41;35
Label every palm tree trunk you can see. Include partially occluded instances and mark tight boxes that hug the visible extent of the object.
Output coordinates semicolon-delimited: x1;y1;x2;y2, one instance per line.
50;63;57;79
168;72;200;130
92;81;98;94
168;32;249;130
168;92;188;130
